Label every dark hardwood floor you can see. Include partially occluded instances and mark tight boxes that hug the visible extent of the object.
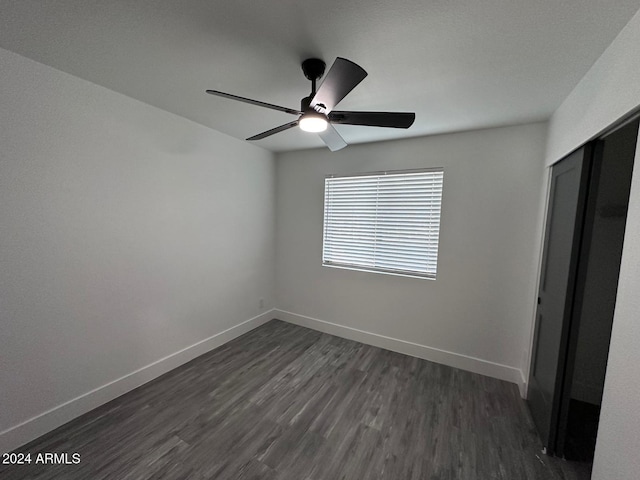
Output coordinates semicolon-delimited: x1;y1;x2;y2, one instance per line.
1;320;591;480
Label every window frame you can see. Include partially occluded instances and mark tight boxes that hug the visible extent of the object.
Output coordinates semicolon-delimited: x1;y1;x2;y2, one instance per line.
322;167;444;280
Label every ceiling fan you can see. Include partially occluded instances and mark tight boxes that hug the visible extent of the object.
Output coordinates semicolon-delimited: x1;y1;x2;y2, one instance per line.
206;57;415;151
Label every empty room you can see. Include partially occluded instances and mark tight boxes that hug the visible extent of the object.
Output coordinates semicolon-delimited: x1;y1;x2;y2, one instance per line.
2;2;640;479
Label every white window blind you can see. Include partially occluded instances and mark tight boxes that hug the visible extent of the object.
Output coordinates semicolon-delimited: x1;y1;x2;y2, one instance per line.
322;168;444;279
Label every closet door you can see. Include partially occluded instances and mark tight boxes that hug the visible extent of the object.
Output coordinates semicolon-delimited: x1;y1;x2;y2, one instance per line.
528;146;591;453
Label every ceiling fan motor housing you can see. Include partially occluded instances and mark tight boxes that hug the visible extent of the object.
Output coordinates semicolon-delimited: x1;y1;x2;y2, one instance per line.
300;95;320;114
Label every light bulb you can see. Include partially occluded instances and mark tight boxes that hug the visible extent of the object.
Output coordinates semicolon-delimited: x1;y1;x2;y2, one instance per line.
299;113;328;132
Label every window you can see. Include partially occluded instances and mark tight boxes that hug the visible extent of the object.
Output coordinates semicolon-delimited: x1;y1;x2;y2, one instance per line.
322;168;444;279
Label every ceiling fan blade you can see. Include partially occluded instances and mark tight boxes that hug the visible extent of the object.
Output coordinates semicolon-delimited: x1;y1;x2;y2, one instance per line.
246;121;299;141
328;111;415;129
318;124;348;151
206;90;301;116
310;58;367;113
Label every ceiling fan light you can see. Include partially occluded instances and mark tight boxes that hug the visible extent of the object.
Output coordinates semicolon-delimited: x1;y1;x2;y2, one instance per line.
299;113;328;132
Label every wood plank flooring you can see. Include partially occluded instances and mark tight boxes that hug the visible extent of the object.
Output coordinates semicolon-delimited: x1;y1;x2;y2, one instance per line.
1;320;591;480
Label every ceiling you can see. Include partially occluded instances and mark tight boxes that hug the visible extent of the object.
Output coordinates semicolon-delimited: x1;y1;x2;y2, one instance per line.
1;1;639;152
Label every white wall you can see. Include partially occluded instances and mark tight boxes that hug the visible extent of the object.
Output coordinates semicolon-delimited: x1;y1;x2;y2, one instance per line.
544;9;640;480
0;48;276;453
546;9;640;166
275;123;548;391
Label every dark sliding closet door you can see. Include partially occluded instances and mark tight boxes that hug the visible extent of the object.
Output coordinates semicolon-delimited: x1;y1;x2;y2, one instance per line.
528;146;591;454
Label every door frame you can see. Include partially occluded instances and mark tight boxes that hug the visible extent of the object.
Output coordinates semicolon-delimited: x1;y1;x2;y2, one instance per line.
554;117;640;457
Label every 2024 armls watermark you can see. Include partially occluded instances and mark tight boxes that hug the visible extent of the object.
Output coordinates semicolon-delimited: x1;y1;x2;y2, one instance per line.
2;452;81;465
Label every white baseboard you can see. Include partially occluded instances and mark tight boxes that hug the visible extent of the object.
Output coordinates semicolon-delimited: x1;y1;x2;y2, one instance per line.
520;370;528;399
275;309;527;397
1;307;529;454
0;309;276;454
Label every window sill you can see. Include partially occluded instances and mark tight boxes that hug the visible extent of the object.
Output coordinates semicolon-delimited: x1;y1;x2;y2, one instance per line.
322;262;436;280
